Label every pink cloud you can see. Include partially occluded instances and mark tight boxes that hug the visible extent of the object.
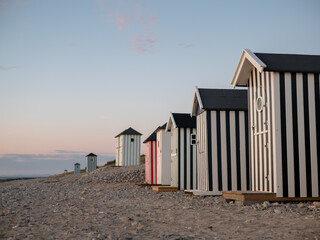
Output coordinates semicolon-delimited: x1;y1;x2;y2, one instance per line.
184;44;193;49
130;35;155;54
179;43;194;49
116;16;134;30
15;0;27;6
141;15;158;25
94;1;158;53
0;66;19;71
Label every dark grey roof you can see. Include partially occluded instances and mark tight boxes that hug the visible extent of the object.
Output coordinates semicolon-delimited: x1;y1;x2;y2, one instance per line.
115;127;142;138
74;163;80;165
143;123;166;143
198;89;247;111
143;132;156;143
255;52;320;73
172;113;196;128
156;123;167;131
86;153;97;157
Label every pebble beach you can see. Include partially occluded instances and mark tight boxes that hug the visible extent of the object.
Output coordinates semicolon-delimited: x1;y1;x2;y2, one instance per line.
1;165;320;240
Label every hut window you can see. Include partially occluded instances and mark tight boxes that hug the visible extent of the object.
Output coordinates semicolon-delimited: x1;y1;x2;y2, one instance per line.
191;133;196;145
131;138;134;142
256;96;264;112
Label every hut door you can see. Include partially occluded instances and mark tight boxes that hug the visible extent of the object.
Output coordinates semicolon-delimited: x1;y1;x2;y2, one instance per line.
170;128;178;187
253;83;270;192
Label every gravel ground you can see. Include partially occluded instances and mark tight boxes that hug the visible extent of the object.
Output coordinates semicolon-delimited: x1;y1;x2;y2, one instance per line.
0;164;319;240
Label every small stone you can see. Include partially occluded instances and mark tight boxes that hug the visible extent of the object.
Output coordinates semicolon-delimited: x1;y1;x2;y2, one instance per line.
308;206;316;210
298;203;306;208
274;209;281;214
313;202;320;207
262;201;270;208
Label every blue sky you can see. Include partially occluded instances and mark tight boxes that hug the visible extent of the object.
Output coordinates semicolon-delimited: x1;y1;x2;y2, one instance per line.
1;0;320;175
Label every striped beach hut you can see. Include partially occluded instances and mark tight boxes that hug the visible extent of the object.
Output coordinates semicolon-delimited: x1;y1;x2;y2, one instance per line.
191;87;249;192
143;130;157;184
156;123;171;185
115;127;142;166
231;49;320;198
86;153;97;173
166;113;197;190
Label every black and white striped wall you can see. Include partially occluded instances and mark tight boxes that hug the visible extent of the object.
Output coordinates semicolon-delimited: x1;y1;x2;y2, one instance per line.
197;110;250;192
177;127;197;190
249;68;320;197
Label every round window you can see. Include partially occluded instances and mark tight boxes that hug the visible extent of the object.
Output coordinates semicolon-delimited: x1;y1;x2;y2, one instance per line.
256;96;264;112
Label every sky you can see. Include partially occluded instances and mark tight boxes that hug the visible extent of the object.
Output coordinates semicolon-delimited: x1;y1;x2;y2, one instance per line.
1;0;320;176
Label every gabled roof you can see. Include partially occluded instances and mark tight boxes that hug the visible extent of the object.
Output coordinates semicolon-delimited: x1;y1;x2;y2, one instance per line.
115;127;142;138
86;153;97;157
74;162;80;165
143;131;156;143
156;123;167;132
191;87;247;116
166;113;196;131
231;49;320;87
143;123;167;143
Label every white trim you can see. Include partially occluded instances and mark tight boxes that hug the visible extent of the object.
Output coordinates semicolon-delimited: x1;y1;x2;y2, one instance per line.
231;49;267;87
271;72;282;196
166;112;178;131
296;73;307;197
191;86;204;116
308;73;319;197
190;86;203;117
285;73;295;197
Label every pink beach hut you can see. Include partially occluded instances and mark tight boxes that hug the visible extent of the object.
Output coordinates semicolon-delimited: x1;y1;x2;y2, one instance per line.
143;131;157;184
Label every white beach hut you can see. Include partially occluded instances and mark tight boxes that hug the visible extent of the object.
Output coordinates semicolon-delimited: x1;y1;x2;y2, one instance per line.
74;163;80;175
166;113;197;190
155;123;171;185
231;49;320;198
86;153;97;173
191;87;249;192
115;127;142;166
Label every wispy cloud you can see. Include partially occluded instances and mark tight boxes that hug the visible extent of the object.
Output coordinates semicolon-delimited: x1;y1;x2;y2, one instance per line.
0;0;27;13
179;43;194;49
94;0;158;54
0;65;19;71
53;150;84;154
130;35;155;54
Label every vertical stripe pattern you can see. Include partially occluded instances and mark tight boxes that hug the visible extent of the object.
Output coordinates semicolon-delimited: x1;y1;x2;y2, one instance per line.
250;68;320;198
177;127;197;190
144;141;157;184
197;109;249;192
115;135;141;167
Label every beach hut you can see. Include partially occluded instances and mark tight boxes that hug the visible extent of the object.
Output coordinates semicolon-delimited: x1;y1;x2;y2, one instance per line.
115;127;142;166
74;163;80;175
86;153;97;173
166;113;197;190
143;130;157;184
156;123;171;185
191;87;249;192
231;49;320;198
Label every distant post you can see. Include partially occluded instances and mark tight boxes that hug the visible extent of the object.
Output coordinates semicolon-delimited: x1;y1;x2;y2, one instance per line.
74;163;80;175
86;153;97;173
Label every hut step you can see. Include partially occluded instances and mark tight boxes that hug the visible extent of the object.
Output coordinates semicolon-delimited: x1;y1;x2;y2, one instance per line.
184;190;222;196
222;191;320;202
152;186;178;192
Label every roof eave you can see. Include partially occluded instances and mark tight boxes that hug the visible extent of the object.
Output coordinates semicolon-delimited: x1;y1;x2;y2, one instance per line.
191;86;203;116
166;112;177;131
231;49;267;87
